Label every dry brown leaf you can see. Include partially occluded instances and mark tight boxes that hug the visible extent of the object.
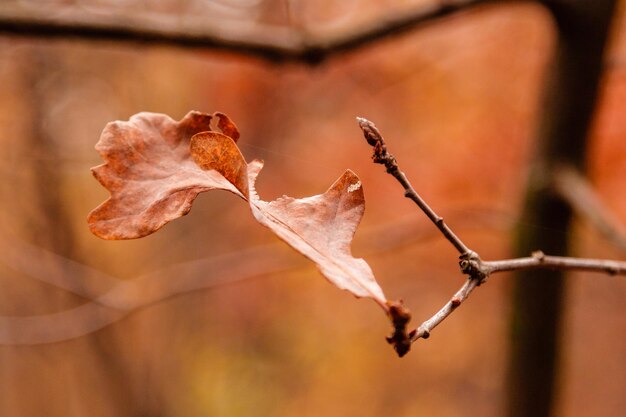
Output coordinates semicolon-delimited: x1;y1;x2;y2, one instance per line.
89;111;386;304
89;111;409;354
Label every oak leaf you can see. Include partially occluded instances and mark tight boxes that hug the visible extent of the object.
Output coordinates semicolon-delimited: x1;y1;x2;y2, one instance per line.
89;111;410;355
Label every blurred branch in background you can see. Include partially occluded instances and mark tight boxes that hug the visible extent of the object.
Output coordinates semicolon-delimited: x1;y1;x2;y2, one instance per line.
0;240;295;344
553;165;626;254
0;207;510;344
0;0;518;63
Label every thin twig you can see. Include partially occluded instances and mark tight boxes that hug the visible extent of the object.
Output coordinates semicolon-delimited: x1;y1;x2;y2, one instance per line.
411;277;480;341
552;165;626;253
482;250;626;275
0;0;510;63
409;250;626;344
356;117;471;256
357;117;626;351
409;251;626;342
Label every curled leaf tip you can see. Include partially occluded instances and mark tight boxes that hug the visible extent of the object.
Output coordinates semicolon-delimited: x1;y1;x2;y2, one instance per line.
190;131;249;198
213;111;240;141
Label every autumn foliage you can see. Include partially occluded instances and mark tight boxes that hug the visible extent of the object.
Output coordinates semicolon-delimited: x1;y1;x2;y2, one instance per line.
88;111;412;356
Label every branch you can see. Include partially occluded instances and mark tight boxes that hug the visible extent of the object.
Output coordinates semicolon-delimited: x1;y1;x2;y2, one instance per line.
552;165;626;253
482;251;626;275
408;250;626;343
0;0;512;63
410;277;480;340
357;117;626;348
356;117;471;255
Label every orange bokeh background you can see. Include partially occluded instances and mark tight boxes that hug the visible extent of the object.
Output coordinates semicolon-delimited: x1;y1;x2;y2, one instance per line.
0;1;624;416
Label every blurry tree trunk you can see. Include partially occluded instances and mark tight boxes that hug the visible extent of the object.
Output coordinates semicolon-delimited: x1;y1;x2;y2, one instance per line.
0;46;138;417
507;1;617;417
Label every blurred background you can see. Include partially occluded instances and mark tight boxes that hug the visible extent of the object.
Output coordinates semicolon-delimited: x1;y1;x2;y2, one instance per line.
0;0;624;416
